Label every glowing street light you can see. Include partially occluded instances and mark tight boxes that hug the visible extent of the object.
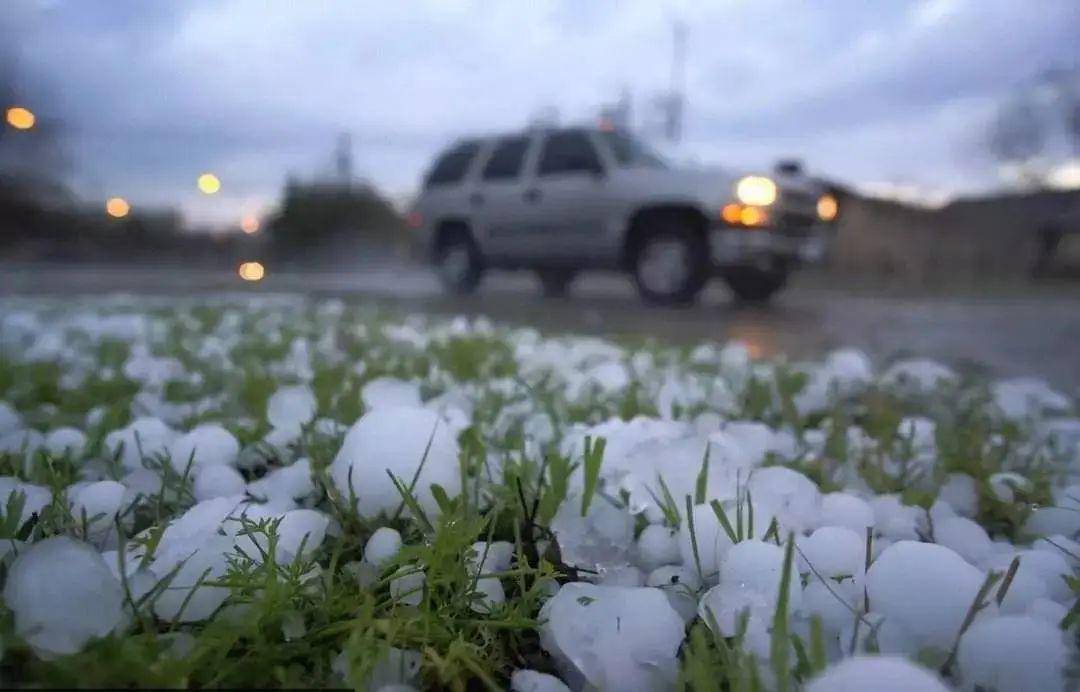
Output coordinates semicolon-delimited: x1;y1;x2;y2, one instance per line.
105;197;130;218
5;106;35;130
238;261;265;281
240;214;260;234
197;173;221;195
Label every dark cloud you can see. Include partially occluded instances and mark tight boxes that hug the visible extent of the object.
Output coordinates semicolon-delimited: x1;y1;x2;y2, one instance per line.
2;0;1078;223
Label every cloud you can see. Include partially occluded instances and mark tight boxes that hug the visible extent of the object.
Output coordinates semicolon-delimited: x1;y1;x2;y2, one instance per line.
3;0;1079;225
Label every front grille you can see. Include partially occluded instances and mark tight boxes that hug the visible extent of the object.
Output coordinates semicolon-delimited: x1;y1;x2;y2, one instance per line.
778;212;817;237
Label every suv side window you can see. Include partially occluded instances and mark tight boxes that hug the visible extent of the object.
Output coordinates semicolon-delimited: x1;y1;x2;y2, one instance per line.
424;141;480;187
482;137;530;181
537;130;602;177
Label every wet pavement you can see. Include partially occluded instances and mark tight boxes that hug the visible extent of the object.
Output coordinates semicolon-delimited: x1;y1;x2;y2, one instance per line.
3;262;1080;392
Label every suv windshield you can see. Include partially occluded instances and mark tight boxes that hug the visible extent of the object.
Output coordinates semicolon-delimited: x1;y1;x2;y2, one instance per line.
599;131;667;169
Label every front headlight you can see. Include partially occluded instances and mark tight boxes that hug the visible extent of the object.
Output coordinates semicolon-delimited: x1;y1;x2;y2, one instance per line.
735;176;777;206
817;194;838;221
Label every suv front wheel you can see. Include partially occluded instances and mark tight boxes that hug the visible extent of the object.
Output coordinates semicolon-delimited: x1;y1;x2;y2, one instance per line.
434;227;483;294
630;215;709;304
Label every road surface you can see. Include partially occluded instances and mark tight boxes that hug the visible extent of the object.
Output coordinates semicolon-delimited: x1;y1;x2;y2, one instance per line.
3;262;1079;392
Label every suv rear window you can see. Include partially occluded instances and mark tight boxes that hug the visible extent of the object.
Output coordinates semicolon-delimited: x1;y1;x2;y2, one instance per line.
537;130;601;176
424;141;480;187
482;137;529;181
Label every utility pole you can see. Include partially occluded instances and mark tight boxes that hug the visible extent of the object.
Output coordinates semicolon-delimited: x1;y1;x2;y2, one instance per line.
665;19;687;143
335;132;353;187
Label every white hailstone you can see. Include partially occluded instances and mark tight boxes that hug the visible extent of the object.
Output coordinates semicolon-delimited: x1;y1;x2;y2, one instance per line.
162;495;245;546
958;615;1068;692
247;458;315;503
1032;534;1080;565
150;535;233;622
799;526;864;578
266;385;317;433
539;583;685;692
598;565;644;587
120;467;163;506
0;428;44;462
865;541;988;650
275;509;329;561
364;527;403;567
825;348;874;388
819;492;875;533
801;577;860;633
645;564;701;622
0;401;21;434
69;480;126;538
1022;505;1080;538
994;566;1047;614
168;423;240;474
870;495;926;541
698;582;771;635
194;465;246;501
934;516;992;566
938;473;978;517
550;495;634;576
389;566;426;606
0;477;52;527
262;426;301;456
987;472;1030;503
635;523;681;571
469;540;514;574
679;501;735;577
3;536;125;658
985;549;1072;602
510;669;571;692
361;377;422;410
104;417;175;471
880;358;957;394
747;466;821;533
721;539;802;611
471;576;506;613
44;426;87;459
992;377;1071;421
1026;597;1068;625
806;656;949;692
330;406;461;520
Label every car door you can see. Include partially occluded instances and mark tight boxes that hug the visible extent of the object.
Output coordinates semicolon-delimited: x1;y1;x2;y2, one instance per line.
528;129;611;262
471;134;540;262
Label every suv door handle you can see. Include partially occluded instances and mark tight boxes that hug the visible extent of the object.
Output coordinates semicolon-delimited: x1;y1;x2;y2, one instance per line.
468;192;484;207
523;188;541;203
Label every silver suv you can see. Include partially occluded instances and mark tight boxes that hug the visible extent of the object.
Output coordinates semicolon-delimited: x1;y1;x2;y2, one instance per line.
408;126;838;303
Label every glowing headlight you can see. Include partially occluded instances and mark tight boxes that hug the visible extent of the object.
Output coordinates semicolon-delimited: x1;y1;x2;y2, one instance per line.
817;193;839;221
735;176;777;206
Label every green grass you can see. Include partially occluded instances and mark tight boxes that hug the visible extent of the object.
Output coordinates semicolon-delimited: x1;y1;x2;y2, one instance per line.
0;297;1076;690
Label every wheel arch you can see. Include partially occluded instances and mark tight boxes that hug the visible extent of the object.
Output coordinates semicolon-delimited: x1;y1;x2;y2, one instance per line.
620;204;709;268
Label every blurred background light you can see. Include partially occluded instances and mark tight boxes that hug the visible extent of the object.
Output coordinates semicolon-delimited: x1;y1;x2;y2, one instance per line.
238;261;265;281
105;197;130;218
240;214;260;234
5;106;35;130
197;173;221;195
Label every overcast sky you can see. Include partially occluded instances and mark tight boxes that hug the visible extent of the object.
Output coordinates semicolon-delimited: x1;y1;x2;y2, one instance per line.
3;0;1079;226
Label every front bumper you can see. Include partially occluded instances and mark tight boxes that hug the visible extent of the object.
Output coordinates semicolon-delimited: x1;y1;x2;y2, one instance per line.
709;224;830;268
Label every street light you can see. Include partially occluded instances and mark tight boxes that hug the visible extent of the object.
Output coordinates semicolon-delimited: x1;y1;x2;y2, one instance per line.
5;106;35;130
105;197;130;218
240;214;259;234
197;173;221;195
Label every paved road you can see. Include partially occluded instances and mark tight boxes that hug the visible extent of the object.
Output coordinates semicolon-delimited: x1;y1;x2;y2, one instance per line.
3;262;1080;392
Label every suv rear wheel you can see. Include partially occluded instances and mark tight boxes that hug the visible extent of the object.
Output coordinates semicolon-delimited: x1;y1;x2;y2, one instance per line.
723;266;788;303
434;227;483;294
536;269;576;298
630;214;709;304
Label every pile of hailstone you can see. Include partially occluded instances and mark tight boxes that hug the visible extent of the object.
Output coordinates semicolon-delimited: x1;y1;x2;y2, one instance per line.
0;296;1077;690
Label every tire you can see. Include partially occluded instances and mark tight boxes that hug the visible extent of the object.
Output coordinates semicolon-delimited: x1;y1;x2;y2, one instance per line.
723;267;788;303
434;227;483;294
536;268;576;298
630;214;709;304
